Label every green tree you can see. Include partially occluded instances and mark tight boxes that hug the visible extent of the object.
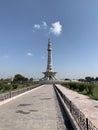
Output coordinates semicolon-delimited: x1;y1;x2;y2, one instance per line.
29;78;34;81
78;79;85;82
95;77;98;81
85;76;94;82
13;74;28;83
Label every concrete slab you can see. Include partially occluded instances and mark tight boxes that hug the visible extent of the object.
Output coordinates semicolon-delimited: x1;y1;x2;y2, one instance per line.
0;85;67;130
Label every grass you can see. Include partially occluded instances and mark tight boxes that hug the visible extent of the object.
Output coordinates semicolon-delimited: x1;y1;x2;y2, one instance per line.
62;82;98;100
90;85;98;100
0;82;39;94
80;85;98;100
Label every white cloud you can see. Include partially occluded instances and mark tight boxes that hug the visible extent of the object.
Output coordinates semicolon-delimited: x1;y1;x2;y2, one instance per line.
34;24;41;29
33;21;62;36
42;21;48;29
27;53;33;56
33;21;47;30
50;21;62;36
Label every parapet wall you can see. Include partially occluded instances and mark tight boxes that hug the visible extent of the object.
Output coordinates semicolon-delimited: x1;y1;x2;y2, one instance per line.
39;80;68;84
54;84;98;130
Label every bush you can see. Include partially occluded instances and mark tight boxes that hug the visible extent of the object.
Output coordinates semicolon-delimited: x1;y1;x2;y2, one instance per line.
68;82;78;89
85;83;95;95
61;83;69;88
0;82;4;91
12;84;18;89
3;84;12;92
62;82;96;99
77;83;85;92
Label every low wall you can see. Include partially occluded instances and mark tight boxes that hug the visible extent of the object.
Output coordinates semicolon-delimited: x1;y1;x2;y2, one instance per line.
0;84;41;101
54;84;98;130
39;80;68;84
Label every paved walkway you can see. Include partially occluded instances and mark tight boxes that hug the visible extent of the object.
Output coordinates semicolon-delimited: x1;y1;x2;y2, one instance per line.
0;84;72;130
56;84;98;128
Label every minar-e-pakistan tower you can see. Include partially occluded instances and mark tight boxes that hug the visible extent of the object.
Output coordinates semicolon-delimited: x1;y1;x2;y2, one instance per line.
43;39;57;80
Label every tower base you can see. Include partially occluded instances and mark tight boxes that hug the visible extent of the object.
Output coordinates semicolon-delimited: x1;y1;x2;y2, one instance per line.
42;71;57;80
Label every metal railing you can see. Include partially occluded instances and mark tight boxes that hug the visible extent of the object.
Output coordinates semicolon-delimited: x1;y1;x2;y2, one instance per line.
54;85;98;130
0;84;41;101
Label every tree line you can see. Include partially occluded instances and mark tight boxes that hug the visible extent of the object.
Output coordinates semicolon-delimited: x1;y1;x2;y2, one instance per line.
78;76;98;82
65;76;98;83
0;74;34;93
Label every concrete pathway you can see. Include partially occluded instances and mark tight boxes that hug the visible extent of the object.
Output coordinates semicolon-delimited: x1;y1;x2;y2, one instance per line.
0;84;71;130
56;84;98;128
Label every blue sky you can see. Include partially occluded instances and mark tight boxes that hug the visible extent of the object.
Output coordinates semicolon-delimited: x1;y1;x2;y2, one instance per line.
0;0;98;79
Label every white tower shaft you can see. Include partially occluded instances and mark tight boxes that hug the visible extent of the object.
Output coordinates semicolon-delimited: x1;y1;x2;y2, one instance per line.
42;39;57;80
47;39;53;71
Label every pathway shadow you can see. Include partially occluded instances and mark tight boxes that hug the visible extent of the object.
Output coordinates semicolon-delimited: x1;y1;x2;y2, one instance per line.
16;109;38;115
40;98;52;100
29;110;38;112
18;104;32;107
94;106;98;108
16;110;30;114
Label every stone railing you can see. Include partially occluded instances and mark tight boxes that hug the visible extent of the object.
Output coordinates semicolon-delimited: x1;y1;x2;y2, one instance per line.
54;85;98;130
0;84;41;101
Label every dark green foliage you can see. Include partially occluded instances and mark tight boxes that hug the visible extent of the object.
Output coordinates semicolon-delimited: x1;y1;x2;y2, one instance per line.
12;84;18;89
78;79;85;82
76;83;85;91
0;82;5;92
0;81;12;92
68;82;78;89
62;82;95;96
13;74;28;83
95;77;98;81
0;74;38;94
85;76;94;82
85;83;94;95
3;84;11;92
29;78;34;81
64;78;70;81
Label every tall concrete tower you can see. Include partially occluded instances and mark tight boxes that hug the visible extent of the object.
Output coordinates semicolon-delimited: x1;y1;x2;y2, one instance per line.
43;39;56;80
